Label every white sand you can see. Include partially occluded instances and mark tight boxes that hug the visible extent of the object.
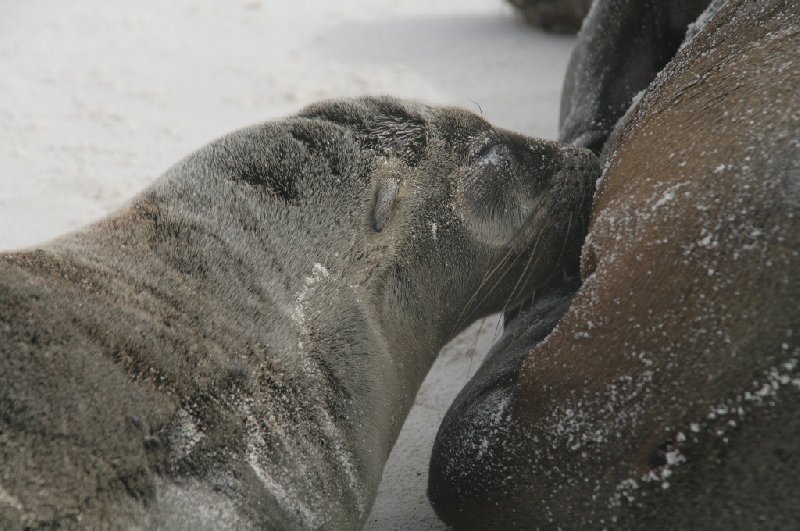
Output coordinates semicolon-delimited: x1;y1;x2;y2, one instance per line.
0;1;575;527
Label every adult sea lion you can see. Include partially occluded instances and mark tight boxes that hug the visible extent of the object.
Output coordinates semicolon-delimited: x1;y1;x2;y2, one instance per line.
430;0;799;527
0;96;598;528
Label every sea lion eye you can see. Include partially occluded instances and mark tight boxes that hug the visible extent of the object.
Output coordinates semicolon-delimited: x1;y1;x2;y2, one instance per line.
371;162;404;232
469;133;503;163
373;173;401;232
475;144;504;165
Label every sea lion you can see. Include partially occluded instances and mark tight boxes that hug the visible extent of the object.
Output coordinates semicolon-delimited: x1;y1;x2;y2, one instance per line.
506;0;593;34
429;0;799;527
0;96;598;528
559;0;711;153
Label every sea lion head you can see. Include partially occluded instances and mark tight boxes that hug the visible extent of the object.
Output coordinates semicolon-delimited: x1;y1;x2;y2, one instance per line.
297;97;598;344
171;96;598;350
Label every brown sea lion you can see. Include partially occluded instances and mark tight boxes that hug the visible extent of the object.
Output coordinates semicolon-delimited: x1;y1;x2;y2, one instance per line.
430;0;799;527
0;96;597;528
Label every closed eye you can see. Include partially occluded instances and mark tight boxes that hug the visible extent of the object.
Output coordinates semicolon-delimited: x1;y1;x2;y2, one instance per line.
474;144;505;165
470;135;502;163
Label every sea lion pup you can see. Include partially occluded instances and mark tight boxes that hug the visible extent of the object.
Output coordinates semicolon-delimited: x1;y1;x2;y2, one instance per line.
430;0;799;528
0;96;597;529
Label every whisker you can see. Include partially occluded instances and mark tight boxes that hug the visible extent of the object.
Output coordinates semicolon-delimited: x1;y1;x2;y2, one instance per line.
501;221;545;316
499;185;569;324
449;164;592;340
454;210;549;334
505;217;559;320
449;249;519;337
448;244;518;337
557;210;574;263
464;316;488;378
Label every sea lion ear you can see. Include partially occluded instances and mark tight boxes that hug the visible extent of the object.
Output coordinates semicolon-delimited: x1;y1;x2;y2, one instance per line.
373;168;403;232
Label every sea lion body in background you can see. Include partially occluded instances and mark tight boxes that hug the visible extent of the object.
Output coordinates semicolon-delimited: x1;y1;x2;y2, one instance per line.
559;0;711;153
506;0;593;33
430;0;799;527
0;97;597;528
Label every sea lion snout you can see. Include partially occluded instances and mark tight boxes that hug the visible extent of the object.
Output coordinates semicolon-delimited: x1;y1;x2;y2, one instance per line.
454;129;596;248
559;144;598;174
557;144;599;192
499;130;599;196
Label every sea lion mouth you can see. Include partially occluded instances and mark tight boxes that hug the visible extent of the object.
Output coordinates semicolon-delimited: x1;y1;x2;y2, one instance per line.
559;145;601;178
553;147;600;212
532;147;598;219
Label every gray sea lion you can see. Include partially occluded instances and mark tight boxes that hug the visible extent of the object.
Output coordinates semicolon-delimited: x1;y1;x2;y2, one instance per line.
430;0;799;527
559;0;711;153
0;96;598;528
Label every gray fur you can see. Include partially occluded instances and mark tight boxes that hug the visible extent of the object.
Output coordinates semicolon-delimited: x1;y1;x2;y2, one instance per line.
559;0;711;153
371;163;402;232
0;96;597;529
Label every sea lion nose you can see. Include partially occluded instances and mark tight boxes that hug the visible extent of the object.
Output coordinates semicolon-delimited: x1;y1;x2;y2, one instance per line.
560;146;601;189
493;128;599;189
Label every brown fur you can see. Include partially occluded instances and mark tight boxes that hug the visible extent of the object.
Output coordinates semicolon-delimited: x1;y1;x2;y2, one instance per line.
429;0;799;527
